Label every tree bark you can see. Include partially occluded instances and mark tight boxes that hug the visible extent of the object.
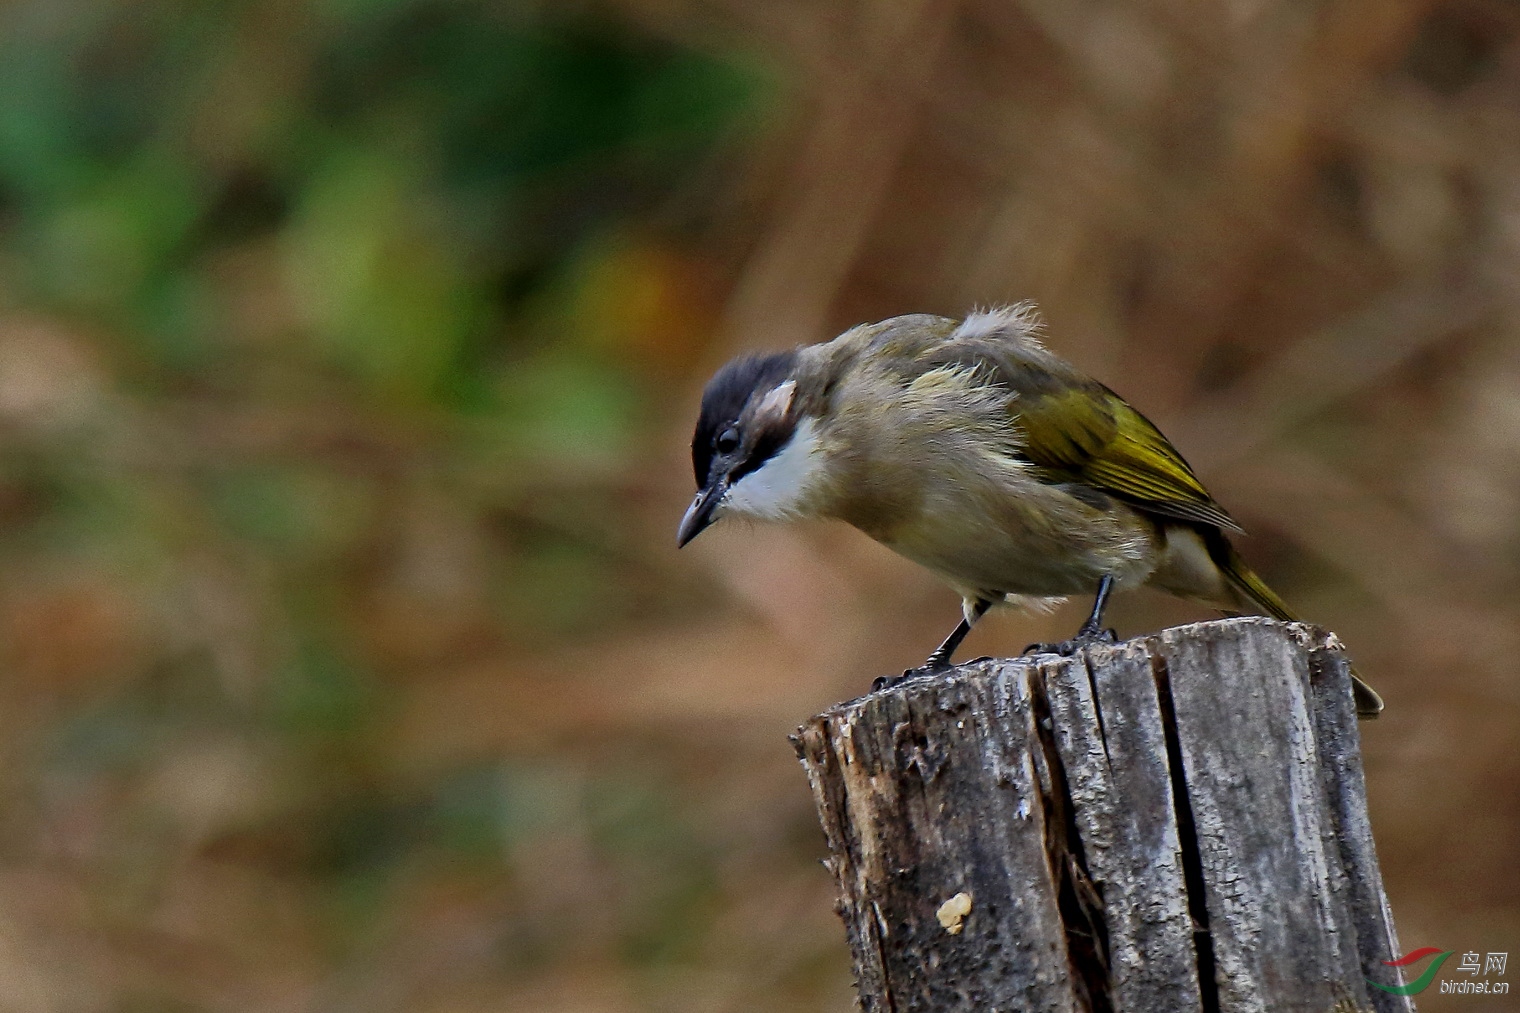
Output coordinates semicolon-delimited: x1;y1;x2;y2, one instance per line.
793;617;1413;1013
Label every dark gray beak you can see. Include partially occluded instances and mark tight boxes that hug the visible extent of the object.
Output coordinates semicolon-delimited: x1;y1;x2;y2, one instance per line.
677;481;724;547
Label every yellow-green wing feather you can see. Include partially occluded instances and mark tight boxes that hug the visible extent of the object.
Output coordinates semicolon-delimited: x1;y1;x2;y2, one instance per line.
1015;383;1244;533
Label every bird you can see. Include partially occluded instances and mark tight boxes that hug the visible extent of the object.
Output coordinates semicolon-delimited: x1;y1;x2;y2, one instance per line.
676;304;1383;718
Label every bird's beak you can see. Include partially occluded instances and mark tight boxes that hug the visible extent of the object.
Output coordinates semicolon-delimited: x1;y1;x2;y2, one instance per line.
677;480;725;547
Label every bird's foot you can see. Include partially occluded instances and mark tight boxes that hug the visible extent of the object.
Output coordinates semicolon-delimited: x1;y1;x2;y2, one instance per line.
872;658;957;692
872;667;926;692
870;655;1000;693
1022;627;1118;658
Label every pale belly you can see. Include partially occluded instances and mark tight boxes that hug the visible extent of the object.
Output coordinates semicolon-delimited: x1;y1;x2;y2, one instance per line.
863;480;1166;600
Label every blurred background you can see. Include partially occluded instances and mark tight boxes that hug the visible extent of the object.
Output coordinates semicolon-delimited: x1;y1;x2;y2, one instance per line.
0;0;1515;1010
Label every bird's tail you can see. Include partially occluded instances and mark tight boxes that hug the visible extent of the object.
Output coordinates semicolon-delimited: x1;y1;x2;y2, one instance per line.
1204;531;1384;719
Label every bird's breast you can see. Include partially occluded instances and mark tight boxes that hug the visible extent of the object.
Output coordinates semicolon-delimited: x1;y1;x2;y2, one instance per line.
824;448;1162;598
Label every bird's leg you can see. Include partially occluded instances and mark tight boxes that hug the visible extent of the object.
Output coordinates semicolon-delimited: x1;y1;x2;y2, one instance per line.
1073;573;1115;639
923;599;991;670
872;597;993;691
1024;575;1119;657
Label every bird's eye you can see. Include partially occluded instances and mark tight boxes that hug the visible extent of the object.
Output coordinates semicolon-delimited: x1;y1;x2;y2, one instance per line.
715;427;741;454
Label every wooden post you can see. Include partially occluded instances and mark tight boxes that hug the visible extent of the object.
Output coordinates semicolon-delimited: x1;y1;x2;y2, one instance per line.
793;618;1413;1013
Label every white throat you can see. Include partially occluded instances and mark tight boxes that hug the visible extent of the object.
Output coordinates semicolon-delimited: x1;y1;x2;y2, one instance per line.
721;418;824;521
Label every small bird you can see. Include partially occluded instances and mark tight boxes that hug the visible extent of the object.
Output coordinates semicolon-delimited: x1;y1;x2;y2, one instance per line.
677;305;1383;718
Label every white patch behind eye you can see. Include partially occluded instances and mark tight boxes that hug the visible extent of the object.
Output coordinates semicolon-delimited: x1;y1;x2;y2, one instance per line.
721;418;823;521
756;379;795;420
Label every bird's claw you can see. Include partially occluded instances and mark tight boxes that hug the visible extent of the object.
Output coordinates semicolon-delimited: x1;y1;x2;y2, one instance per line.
872;660;953;692
1022;628;1118;657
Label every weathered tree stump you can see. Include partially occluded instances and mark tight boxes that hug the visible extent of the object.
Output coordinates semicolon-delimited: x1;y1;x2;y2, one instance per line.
793;617;1412;1013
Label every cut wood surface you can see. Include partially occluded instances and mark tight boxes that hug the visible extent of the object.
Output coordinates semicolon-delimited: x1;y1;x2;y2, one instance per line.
793;618;1411;1013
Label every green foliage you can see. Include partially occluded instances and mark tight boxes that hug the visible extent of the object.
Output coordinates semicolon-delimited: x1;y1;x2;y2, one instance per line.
0;0;767;397
0;0;773;995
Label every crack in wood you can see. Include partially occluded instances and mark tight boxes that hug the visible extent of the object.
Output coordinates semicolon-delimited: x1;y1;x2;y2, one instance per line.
1030;667;1114;1013
1081;656;1114;771
1154;654;1223;1013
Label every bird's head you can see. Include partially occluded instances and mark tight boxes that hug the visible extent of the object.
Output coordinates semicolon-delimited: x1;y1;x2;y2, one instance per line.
677;349;828;547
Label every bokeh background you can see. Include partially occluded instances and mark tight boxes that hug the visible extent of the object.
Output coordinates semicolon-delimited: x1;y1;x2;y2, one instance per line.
0;0;1516;1010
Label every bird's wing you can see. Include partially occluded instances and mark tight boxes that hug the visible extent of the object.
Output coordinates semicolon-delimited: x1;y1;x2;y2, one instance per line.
1014;380;1243;532
921;339;1243;533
